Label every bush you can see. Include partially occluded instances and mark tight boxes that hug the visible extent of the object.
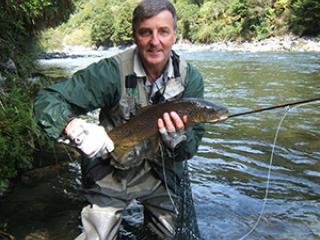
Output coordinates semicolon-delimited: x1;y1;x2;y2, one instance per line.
219;22;242;41
38;28;65;51
63;25;92;47
198;0;230;23
252;18;274;40
0;0;74;48
290;0;320;36
194;24;215;43
111;1;138;46
0;80;50;193
227;0;276;40
174;1;199;40
91;7;115;47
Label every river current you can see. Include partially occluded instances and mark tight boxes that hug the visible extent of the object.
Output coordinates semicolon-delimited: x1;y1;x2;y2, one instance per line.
1;48;319;239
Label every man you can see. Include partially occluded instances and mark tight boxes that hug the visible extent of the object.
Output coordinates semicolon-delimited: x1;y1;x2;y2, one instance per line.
35;0;204;239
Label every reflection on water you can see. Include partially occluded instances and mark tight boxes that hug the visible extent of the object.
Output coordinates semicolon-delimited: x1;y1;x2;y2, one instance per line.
0;161;83;239
1;50;319;239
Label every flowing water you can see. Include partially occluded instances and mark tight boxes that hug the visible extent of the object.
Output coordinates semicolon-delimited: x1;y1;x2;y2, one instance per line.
184;51;320;240
1;48;319;240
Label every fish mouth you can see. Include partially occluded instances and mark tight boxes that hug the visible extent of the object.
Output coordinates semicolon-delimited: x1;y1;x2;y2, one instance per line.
205;115;229;123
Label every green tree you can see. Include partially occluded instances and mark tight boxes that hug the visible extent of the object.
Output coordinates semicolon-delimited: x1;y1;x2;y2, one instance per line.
227;0;274;40
91;7;115;47
111;1;137;46
0;0;74;68
0;81;50;193
189;0;203;6
192;0;236;42
0;0;74;194
175;1;199;40
290;0;320;36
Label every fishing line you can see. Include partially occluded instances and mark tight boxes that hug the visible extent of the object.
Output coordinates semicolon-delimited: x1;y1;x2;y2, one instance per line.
237;106;290;240
159;143;179;215
238;100;320;240
61;142;76;162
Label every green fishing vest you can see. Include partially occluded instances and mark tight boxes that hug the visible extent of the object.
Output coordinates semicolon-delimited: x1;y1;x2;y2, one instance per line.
99;47;188;170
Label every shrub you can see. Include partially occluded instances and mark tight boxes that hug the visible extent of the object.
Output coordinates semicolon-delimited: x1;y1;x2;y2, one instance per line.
198;0;230;23
226;0;276;40
91;7;115;47
38;28;65;51
290;0;320;36
63;26;92;47
0;80;50;193
252;18;274;40
111;1;138;46
219;22;242;41
175;1;199;40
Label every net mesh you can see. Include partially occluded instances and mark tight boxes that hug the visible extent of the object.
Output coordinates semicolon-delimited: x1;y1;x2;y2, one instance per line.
174;161;202;240
118;161;202;240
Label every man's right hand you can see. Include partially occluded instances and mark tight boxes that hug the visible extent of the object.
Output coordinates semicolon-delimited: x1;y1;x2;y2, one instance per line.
64;118;114;159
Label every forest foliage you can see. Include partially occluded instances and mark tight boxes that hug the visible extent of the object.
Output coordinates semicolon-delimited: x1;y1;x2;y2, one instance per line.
0;0;74;193
39;0;320;50
0;0;74;63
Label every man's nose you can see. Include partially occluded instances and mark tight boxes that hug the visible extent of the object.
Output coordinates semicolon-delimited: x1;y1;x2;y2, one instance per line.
150;32;160;45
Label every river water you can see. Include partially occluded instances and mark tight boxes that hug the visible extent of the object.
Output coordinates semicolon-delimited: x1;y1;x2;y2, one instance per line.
1;48;319;239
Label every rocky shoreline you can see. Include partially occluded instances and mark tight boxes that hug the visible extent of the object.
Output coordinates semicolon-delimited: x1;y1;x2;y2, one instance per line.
174;35;320;52
2;35;319;84
37;35;320;59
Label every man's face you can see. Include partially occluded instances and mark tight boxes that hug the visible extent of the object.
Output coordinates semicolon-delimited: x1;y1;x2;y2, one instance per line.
134;10;176;71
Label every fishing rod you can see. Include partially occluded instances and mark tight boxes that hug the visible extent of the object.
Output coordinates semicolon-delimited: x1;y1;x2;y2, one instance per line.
226;97;320;119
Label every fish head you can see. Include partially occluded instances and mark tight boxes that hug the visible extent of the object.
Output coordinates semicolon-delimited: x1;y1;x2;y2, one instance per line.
189;99;229;123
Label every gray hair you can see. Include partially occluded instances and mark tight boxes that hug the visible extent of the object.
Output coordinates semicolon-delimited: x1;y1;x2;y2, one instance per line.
132;0;177;33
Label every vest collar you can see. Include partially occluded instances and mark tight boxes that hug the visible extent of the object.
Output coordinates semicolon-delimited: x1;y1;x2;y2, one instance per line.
133;48;175;80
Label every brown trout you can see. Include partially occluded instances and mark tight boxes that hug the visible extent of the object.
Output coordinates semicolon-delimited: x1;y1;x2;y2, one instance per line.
107;98;229;161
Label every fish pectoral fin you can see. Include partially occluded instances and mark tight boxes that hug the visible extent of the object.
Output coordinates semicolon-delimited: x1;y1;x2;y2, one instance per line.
112;136;161;164
112;141;134;161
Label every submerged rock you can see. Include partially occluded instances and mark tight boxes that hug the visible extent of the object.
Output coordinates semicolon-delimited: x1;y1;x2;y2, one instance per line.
0;57;17;73
20;164;64;185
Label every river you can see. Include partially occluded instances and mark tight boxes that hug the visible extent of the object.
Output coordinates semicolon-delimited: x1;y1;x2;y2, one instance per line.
1;48;319;240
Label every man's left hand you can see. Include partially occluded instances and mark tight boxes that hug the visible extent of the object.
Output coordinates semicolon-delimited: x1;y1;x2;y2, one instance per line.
158;111;188;149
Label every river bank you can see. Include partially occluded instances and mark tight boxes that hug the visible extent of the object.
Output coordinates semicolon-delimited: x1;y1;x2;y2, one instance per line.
54;35;320;55
174;35;320;52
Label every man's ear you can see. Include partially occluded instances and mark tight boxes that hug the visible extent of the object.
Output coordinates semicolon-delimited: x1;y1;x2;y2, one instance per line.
173;30;177;44
133;33;137;44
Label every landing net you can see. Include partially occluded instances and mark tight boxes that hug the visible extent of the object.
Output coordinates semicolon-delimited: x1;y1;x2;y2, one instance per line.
118;161;202;240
